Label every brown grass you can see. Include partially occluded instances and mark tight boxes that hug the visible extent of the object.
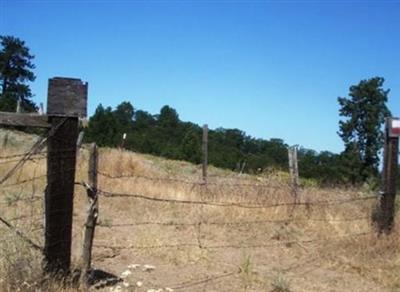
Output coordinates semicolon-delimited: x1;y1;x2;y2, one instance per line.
0;129;399;291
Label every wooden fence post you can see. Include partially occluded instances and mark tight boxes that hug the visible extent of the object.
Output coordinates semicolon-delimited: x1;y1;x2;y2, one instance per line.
44;77;88;275
293;146;299;188
16;99;21;113
80;143;99;285
288;146;299;199
376;118;399;234
76;131;85;150
202;124;208;184
120;133;127;150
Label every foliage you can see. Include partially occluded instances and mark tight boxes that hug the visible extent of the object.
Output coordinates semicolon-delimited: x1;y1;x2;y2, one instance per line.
297;148;344;185
180;126;201;163
0;35;37;112
338;77;391;184
84;104;121;147
85;101;351;185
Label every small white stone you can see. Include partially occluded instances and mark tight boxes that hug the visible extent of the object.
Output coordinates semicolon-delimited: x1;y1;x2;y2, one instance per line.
121;270;132;278
136;281;143;287
146;289;157;292
165;288;174;292
128;264;140;269
123;282;130;287
143;264;156;272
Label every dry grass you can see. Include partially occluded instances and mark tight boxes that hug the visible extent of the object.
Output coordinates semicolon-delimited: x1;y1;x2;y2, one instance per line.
0;129;399;291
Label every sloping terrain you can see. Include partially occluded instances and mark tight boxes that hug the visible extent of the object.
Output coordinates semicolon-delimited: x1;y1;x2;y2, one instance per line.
0;129;399;291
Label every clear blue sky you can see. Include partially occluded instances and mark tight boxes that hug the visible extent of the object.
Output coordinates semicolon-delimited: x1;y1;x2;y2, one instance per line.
1;0;399;153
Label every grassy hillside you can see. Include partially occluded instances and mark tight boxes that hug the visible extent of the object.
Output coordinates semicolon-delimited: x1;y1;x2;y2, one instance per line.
0;129;399;291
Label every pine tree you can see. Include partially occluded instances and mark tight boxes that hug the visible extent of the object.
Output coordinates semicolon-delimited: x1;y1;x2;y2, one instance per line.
0;35;37;112
338;77;391;183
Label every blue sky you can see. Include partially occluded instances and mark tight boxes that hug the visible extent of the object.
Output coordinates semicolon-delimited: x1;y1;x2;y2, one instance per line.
1;0;399;153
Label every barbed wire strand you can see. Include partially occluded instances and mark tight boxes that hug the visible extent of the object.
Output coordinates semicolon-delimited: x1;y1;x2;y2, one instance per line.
0;151;46;160
1;175;47;188
95;188;376;209
96;215;371;228
0;155;46;165
0;118;67;186
0;215;43;251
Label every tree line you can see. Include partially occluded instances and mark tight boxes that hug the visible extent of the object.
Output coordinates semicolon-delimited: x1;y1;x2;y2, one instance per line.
84;101;350;185
0;35;395;187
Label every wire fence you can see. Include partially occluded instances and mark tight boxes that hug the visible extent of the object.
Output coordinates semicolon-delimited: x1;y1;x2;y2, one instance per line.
1;175;47;188
0;133;383;291
0;122;88;258
96;215;371;228
95;187;376;209
79;152;386;290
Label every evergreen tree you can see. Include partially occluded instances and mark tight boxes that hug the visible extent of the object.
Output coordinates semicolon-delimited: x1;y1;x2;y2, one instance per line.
113;101;134;134
134;110;155;129
338;77;391;183
156;105;181;158
85;104;120;146
131;110;157;153
181;127;201;163
0;35;37;112
158;105;179;128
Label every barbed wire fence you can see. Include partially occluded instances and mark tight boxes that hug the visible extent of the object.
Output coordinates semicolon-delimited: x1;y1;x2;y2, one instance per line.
72;142;382;290
1;123;397;290
0;124;62;255
0;129;92;251
0;133;95;289
0;77;90;285
0;135;391;290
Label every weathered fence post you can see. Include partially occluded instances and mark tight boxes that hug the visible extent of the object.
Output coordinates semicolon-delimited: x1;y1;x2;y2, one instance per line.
288;145;299;199
376;118;399;234
16;99;21;113
39;102;44;115
120;133;127;150
80;143;99;285
44;77;88;275
76;131;85;150
202;124;208;184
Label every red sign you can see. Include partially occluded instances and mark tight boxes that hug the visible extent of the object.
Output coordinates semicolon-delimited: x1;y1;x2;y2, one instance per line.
389;118;400;137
